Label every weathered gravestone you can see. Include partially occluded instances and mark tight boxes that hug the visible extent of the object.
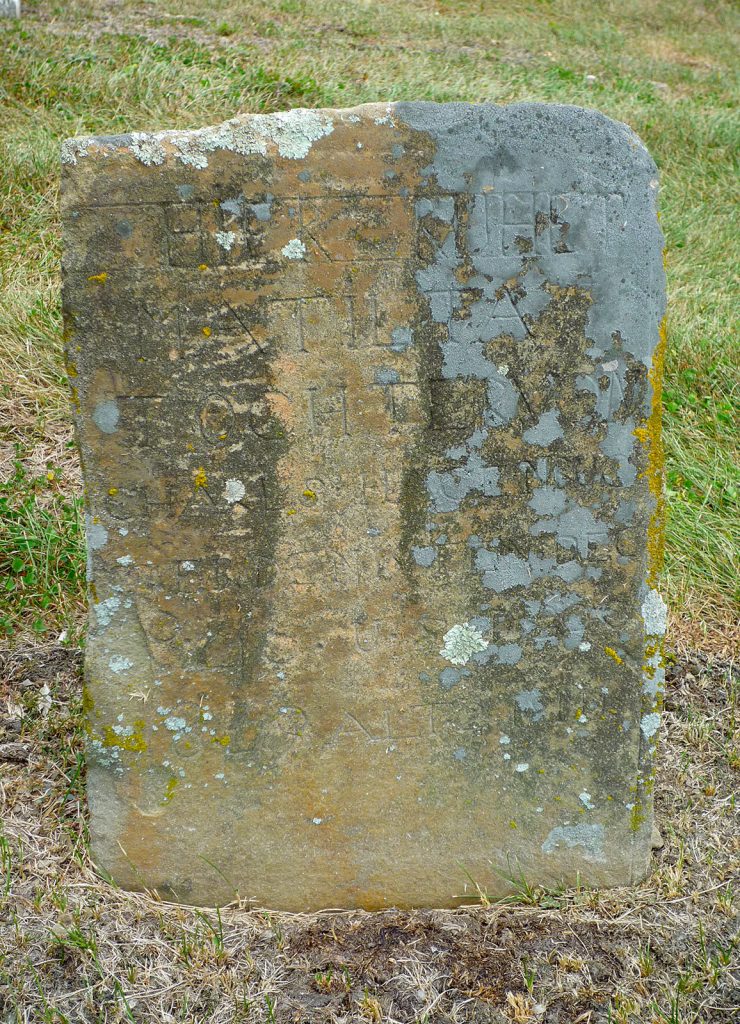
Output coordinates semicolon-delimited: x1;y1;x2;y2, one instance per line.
62;103;667;909
0;1;21;19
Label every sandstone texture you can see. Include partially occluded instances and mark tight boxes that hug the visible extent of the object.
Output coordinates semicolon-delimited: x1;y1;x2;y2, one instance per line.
62;102;667;909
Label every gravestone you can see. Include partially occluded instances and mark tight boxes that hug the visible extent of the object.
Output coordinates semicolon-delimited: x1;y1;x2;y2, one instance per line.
62;102;667;910
0;1;20;18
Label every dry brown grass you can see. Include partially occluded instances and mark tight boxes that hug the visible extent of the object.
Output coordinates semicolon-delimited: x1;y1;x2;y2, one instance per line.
0;646;737;1022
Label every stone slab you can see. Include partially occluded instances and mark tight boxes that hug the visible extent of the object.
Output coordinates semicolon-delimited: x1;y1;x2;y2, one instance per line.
0;1;20;18
62;102;667;909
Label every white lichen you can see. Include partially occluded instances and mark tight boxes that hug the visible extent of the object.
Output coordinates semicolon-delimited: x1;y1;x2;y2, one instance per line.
640;712;661;739
516;763;529;773
579;791;595;810
129;132;165;167
164;716;188;733
181;561;196;572
94;596;120;628
162;109;334;170
109;656;133;674
171;134;210;169
85;517;108;551
642;588;668;636
440;622;489;666
215;230;236;251
281;238;306;260
373;105;396;126
116;555;133;566
223;478;246;504
61;137;93;166
258;109;334;158
542;823;605;860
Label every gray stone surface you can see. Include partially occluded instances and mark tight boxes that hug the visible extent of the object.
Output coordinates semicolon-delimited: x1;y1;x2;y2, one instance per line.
62;102;667;909
0;1;20;18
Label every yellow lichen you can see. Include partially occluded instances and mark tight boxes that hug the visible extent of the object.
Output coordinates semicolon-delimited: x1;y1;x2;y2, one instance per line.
212;734;230;747
108;487;118;496
604;646;623;665
162;776;179;804
193;466;207;489
198;264;208;271
202;326;212;337
629;801;646;832
101;724;147;753
302;489;317;501
87;272;108;284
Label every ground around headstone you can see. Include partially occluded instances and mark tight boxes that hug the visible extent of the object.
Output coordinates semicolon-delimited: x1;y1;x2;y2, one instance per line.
0;644;736;1023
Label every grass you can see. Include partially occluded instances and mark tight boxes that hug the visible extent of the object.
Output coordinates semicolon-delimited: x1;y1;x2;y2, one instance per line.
0;0;738;648
0;1;738;1021
0;454;84;639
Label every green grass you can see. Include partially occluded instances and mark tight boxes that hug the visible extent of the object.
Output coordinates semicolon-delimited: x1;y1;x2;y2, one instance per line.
0;0;738;645
0;454;84;639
